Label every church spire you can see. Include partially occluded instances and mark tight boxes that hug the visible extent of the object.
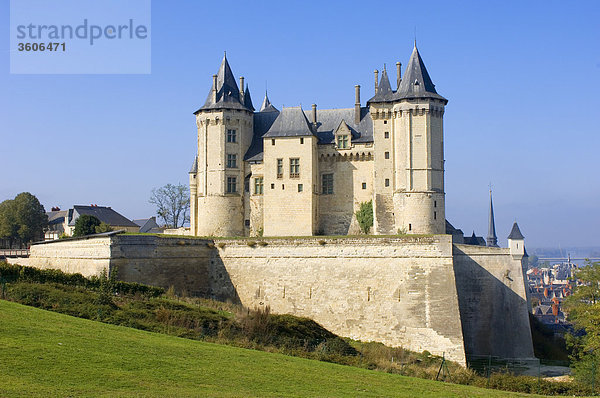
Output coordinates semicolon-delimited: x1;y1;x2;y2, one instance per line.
487;188;499;247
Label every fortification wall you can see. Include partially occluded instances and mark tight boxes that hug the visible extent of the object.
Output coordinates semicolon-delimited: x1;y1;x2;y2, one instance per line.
210;235;466;364
110;235;213;297
452;244;535;360
10;234;537;365
8;236;112;276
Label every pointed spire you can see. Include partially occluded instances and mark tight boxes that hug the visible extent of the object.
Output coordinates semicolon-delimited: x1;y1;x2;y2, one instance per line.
396;45;445;102
243;84;255;111
487;188;499;247
197;53;252;112
508;222;524;240
369;67;394;102
259;90;278;112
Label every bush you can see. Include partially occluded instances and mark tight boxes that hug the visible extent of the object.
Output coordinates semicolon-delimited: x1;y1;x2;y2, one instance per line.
355;200;373;234
73;215;101;237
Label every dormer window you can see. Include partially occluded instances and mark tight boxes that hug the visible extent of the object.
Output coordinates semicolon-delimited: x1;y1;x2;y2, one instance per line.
337;135;349;149
334;120;352;150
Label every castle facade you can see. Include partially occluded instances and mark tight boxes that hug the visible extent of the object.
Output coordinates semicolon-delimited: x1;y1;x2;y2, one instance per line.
189;45;446;237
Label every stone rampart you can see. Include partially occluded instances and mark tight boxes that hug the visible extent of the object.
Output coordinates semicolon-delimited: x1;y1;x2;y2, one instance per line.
8;233;538;365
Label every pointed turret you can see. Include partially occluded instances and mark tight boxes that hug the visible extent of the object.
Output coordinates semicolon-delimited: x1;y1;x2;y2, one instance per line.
368;65;395;102
508;223;524;240
243;84;255;111
487;189;499;247
259;91;278;113
396;44;446;102
196;53;252;112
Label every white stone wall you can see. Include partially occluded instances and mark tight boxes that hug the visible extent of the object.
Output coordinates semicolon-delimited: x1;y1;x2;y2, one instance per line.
211;235;466;364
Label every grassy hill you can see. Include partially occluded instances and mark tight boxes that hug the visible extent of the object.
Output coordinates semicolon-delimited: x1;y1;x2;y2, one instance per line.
0;300;540;398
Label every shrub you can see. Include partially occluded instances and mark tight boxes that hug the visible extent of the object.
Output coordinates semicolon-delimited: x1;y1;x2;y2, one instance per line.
355;200;373;234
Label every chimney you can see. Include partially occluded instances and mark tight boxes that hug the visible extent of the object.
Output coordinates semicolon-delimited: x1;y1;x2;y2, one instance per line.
212;74;218;102
239;76;245;98
311;104;317;127
396;62;402;89
374;69;379;92
354;85;361;125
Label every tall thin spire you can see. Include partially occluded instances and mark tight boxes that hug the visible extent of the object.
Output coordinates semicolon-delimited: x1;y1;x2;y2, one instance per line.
487;187;499;247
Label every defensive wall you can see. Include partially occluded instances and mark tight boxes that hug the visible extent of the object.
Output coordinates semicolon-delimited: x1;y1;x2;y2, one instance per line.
9;233;535;365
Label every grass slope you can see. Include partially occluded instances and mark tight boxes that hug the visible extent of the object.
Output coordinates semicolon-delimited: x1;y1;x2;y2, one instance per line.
0;300;538;397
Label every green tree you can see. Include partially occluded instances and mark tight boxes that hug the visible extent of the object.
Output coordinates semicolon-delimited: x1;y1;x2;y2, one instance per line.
149;183;190;228
564;260;600;386
73;215;101;237
355;200;373;234
95;222;113;234
0;192;47;248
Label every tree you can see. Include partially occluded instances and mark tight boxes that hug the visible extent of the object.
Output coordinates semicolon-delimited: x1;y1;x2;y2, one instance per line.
0;192;47;248
355;200;373;234
563;260;600;386
149;183;190;228
95;222;113;234
73;215;101;237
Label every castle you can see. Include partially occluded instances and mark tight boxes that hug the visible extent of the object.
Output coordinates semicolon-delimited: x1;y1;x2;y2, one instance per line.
189;45;446;237
10;45;538;366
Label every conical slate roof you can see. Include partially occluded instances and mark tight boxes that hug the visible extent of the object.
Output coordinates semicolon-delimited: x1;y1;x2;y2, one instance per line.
395;44;446;102
487;190;499;247
263;106;316;138
369;67;395;102
244;84;255;111
260;91;278;112
196;54;252;112
508;222;525;240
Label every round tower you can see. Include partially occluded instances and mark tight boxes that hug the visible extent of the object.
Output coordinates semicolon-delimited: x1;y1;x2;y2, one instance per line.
391;44;447;235
190;54;255;236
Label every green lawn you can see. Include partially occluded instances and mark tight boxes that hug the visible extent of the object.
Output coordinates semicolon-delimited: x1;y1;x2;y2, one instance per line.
0;300;539;397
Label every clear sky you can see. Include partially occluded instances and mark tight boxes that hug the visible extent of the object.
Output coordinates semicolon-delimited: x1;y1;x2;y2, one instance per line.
1;0;599;248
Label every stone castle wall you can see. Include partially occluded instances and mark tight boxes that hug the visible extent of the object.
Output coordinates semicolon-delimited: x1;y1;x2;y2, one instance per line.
10;234;536;365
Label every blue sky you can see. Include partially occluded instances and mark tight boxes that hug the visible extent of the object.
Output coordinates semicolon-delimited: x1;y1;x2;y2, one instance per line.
1;0;599;247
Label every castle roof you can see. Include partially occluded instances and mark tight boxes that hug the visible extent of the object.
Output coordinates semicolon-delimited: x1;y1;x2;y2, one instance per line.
189;156;198;173
259;91;278;113
304;108;373;144
263;106;316;138
244;110;280;162
195;54;252;113
243;84;255;111
369;67;395;102
508;222;525;240
395;44;447;102
368;44;446;104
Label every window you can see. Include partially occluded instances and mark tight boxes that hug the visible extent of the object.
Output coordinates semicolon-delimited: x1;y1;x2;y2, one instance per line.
276;159;283;178
227;154;237;168
362;182;367;190
384;131;389;139
322;174;333;194
226;176;237;193
383;120;387;124
408;223;412;231
298;184;303;192
300;137;304;144
290;158;300;178
271;183;275;189
271;139;275;146
244;219;250;227
227;129;236;143
337;135;349;149
282;184;285;190
254;177;264;195
384;151;390;159
434;200;437;208
385;178;390;187
434;211;437;220
244;175;250;192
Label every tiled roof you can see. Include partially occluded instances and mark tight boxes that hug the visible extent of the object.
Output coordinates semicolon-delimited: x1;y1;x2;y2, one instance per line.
70;205;138;228
263;106;316;138
508;222;525;239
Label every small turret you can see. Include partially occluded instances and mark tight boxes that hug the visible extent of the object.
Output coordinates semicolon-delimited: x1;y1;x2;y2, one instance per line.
508;222;525;258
